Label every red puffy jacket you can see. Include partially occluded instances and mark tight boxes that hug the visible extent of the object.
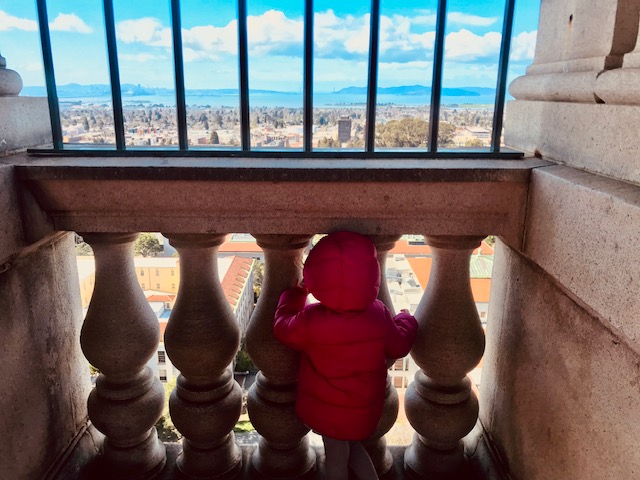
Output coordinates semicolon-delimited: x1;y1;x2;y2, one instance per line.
274;232;418;441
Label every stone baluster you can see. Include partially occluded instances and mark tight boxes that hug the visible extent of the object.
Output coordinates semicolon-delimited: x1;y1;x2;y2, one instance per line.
80;233;166;479
246;234;316;479
405;235;486;478
363;234;402;477
163;234;243;479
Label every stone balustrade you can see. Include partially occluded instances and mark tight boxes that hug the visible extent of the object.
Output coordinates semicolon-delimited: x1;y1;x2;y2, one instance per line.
73;229;488;479
13;157;538;478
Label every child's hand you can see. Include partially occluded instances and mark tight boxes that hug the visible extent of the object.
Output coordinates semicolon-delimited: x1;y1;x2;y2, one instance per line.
401;309;410;314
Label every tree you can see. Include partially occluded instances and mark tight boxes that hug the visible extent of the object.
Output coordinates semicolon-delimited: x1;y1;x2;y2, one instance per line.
155;379;181;441
210;130;220;145
318;136;339;148
376;118;429;147
438;122;457;146
134;233;163;257
465;137;484;148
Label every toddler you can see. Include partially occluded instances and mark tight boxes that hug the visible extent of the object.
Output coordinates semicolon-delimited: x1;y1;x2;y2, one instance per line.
274;231;418;480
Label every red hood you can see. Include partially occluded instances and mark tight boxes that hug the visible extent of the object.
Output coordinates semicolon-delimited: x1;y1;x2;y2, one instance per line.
303;232;380;312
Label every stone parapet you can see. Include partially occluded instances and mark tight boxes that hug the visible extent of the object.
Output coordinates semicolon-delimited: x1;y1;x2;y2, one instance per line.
0;96;52;154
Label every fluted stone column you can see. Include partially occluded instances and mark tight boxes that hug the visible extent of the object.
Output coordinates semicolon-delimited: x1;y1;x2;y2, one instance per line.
164;234;243;479
246;234;315;479
405;236;485;478
363;234;402;477
80;233;166;479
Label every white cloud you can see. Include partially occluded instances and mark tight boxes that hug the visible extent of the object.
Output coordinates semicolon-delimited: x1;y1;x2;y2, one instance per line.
49;13;93;33
120;53;166;62
0;10;37;31
448;12;498;27
510;30;537;61
445;29;502;61
117;17;171;47
112;10;518;66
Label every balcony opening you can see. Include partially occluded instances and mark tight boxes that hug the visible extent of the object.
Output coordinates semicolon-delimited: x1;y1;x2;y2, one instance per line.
0;0;541;160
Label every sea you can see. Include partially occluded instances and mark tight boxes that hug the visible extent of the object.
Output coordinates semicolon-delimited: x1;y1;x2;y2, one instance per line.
58;92;498;109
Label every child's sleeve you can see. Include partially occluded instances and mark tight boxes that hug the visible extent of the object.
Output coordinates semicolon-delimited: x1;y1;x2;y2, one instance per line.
273;286;309;350
384;309;419;359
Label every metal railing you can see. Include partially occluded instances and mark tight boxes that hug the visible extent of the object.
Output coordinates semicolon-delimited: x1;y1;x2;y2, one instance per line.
32;0;520;159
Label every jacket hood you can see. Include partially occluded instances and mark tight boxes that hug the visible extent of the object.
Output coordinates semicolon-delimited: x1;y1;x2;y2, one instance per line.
303;232;380;312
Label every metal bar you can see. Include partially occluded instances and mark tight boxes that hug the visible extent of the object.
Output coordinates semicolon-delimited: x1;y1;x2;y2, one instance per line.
238;0;251;151
27;147;525;159
170;0;189;150
103;0;126;150
365;0;381;153
35;0;63;149
429;0;447;152
303;0;314;152
491;0;516;152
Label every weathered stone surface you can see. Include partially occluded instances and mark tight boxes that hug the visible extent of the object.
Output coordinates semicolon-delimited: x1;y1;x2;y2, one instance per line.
595;67;640;104
0;67;22;96
505;101;640;186
528;0;638;74
0;233;91;479
0;164;24;263
524;165;640;349
509;71;600;103
481;241;640;479
0;97;51;154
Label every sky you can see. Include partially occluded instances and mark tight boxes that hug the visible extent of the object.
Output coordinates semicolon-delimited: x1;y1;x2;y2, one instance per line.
0;0;540;92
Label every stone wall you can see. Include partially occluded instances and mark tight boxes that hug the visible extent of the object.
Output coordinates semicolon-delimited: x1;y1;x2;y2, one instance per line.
0;92;95;478
482;1;640;477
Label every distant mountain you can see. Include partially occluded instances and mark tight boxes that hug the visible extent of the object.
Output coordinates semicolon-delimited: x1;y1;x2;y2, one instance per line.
23;83;497;98
335;84;494;97
22;83;301;98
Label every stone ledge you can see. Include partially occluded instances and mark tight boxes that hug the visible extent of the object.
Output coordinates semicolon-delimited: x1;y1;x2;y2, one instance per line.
13;157;548;247
15;154;547;183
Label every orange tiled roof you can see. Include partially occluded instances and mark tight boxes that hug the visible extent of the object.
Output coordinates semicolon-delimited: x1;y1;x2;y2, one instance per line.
406;257;491;303
147;294;176;302
391;239;493;256
221;257;254;309
219;241;263;253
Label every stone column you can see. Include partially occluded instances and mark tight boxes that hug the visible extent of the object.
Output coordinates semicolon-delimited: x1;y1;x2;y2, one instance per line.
363;235;402;477
509;0;639;102
246;234;315;479
80;233;166;479
164;234;243;479
405;236;485;478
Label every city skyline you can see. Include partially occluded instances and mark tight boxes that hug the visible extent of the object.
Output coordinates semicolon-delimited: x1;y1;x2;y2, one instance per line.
0;0;539;91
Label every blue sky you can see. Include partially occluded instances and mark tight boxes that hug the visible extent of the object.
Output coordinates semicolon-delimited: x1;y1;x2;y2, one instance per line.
0;0;540;92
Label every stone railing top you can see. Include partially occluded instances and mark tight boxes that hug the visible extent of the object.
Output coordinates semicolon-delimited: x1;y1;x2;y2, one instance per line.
14;155;546;183
12;155;550;249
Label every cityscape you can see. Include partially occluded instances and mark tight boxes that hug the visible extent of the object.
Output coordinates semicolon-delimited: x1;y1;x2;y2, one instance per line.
60;99;496;149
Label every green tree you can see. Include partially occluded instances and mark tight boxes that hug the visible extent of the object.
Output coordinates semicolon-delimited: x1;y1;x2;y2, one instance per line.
465;137;484;148
155;379;181;441
134;233;164;257
210;130;220;145
438;122;457;146
376;118;429;147
318;136;339;148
